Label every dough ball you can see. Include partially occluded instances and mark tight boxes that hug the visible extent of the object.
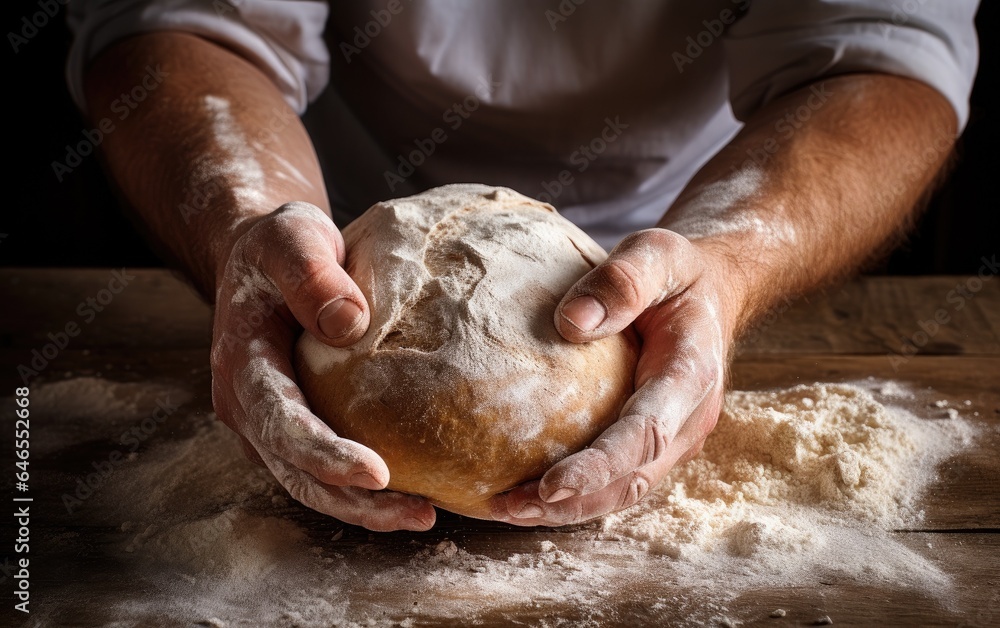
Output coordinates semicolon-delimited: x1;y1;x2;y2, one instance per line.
294;184;638;519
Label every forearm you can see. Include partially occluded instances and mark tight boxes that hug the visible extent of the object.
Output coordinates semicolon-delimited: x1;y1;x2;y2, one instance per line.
662;73;957;336
82;32;329;299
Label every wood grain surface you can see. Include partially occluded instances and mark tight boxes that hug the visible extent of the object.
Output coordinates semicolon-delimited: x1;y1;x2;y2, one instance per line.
1;269;998;627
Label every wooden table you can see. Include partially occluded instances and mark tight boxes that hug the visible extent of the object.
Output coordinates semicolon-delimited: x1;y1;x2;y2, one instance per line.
1;269;998;627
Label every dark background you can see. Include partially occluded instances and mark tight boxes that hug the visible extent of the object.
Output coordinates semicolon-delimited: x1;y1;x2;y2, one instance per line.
2;1;997;273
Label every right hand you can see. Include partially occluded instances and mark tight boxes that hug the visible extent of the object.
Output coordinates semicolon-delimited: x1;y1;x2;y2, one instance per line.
210;201;436;531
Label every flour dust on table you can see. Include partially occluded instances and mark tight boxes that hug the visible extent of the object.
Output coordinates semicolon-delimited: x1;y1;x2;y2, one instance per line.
17;376;977;626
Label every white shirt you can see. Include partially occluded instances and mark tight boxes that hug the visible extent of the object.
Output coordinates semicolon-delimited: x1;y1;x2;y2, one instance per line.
67;0;979;249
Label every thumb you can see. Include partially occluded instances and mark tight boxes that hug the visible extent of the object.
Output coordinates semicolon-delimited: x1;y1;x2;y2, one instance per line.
259;202;371;347
555;229;701;342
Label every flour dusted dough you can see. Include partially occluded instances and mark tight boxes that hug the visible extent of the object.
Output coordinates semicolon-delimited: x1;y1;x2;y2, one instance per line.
294;184;638;518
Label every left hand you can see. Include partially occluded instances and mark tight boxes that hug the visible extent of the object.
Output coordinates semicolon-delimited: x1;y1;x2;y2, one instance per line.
489;228;737;526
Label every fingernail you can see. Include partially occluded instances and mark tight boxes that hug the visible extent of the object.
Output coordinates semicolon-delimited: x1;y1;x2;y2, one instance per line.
561;296;606;332
514;503;544;519
319;298;363;339
399;517;429;530
350;472;382;490
546;487;578;502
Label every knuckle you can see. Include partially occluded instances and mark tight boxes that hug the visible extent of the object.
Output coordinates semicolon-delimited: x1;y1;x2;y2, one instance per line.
568;500;587;526
276;203;343;250
637;227;689;254
619;228;684;257
615;228;656;251
281;471;327;513
275;200;323;217
289;482;324;515
243;206;331;262
632;475;651;503
643;416;671;464
257;413;286;450
616;228;696;290
279;256;329;291
578;448;613;488
596;259;645;309
615;474;651;511
286;254;328;290
551;499;587;526
284;255;344;302
280;473;307;503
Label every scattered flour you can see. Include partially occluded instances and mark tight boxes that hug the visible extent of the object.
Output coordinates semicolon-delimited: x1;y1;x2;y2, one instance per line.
666;167;798;246
23;377;191;456
599;383;975;590
199;95;267;211
871;377;915;400
22;377;978;626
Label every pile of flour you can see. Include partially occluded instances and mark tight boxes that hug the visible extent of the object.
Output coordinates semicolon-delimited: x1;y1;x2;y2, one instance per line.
25;377;976;626
600;382;973;588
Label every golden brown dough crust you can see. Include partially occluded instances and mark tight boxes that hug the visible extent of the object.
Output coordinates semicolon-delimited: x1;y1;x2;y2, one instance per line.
294;184;638;518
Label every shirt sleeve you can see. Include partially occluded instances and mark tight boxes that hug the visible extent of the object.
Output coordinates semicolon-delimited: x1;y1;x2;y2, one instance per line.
66;0;330;114
723;0;980;132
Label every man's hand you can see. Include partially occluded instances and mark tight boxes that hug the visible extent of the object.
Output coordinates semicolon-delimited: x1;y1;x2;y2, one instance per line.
490;73;957;527
82;33;436;531
211;201;436;531
490;229;734;526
